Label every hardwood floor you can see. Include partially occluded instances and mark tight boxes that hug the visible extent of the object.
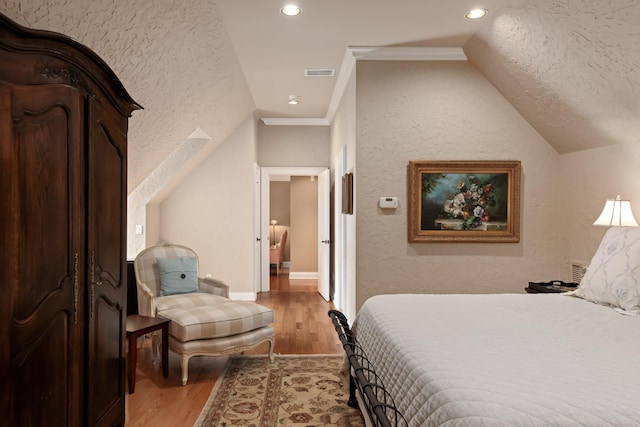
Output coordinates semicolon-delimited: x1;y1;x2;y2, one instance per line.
125;270;342;426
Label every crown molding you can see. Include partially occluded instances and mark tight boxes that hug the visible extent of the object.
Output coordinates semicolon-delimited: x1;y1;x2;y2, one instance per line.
323;47;358;127
349;46;466;61
261;117;330;126
261;46;467;126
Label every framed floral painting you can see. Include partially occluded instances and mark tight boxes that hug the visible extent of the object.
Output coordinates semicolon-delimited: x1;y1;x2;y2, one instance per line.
408;160;521;243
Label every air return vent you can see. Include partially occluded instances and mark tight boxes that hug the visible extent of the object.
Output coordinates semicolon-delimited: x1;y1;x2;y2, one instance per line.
304;68;335;77
569;260;588;283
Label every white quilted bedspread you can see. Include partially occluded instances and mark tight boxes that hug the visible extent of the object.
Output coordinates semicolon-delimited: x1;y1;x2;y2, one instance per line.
354;294;640;427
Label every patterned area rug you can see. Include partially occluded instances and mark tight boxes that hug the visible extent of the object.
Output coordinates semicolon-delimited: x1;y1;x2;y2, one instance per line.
194;355;365;427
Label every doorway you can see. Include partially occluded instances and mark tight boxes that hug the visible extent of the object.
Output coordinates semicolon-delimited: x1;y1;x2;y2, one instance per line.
258;167;330;299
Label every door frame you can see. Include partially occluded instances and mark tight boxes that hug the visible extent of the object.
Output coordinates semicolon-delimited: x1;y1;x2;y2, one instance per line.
333;147;347;312
258;166;329;293
252;163;262;295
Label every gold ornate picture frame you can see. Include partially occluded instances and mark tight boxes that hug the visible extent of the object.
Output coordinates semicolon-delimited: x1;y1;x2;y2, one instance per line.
408;160;521;243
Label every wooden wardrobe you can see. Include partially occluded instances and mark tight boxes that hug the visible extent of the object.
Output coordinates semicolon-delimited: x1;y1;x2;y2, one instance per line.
0;13;141;426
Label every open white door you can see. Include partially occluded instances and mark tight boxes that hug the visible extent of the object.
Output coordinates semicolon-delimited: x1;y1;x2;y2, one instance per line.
252;163;262;295
318;169;331;301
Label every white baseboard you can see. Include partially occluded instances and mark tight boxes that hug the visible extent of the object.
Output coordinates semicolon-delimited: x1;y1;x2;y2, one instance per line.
288;272;319;280
230;292;257;301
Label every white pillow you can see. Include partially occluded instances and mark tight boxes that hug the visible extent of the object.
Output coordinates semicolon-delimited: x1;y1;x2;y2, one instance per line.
572;227;640;315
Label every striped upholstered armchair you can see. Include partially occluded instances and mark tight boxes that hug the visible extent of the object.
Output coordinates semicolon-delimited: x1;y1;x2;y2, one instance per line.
134;244;274;385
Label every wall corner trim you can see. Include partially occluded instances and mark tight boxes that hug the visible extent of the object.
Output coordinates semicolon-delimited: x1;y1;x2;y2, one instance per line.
261;117;330;126
349;46;467;61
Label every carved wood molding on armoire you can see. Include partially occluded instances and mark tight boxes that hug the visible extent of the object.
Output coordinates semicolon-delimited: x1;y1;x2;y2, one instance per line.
0;12;141;427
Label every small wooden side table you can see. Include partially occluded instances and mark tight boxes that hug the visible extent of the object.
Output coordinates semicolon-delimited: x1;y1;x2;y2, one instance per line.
126;314;171;393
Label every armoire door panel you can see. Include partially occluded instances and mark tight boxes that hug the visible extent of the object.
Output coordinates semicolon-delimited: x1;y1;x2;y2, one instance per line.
2;82;85;427
92;297;125;425
86;96;127;427
14;96;77;319
14;313;72;427
88;105;126;289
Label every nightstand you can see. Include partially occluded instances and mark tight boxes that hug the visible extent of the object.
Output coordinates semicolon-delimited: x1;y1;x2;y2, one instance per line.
525;281;579;294
126;315;170;393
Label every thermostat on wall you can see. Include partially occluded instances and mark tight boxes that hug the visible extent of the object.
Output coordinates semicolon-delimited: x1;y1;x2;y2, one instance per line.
379;197;398;209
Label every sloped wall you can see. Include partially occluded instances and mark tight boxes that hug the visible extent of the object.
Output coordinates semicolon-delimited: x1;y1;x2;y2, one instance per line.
158;117;257;296
355;60;564;309
465;1;640;155
1;0;255;192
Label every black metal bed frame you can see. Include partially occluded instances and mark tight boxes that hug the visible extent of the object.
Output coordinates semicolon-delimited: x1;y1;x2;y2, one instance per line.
328;310;408;427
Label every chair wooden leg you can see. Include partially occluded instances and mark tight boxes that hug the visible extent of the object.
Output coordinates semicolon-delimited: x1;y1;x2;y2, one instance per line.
180;354;190;386
267;337;275;362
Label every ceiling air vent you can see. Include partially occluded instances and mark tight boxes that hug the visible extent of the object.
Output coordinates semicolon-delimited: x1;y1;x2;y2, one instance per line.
304;68;335;77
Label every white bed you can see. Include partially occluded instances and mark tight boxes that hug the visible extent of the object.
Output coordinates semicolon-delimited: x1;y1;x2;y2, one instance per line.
355;293;640;426
347;227;640;426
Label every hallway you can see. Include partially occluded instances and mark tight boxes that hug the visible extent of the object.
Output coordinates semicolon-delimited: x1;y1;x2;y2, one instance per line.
260;268;342;354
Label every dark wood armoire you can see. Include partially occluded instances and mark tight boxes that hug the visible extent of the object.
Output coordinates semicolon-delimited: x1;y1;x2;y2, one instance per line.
0;13;141;427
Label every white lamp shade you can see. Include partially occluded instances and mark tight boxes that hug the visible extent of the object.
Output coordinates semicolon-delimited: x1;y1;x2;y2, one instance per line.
593;196;639;227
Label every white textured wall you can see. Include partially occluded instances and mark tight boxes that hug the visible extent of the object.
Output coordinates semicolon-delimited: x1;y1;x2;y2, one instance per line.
330;69;357;177
355;60;564;309
146;203;161;252
257;123;330;167
158;117;257;295
560;143;640;265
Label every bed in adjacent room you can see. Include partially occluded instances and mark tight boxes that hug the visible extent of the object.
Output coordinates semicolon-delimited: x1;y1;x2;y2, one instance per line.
331;227;640;427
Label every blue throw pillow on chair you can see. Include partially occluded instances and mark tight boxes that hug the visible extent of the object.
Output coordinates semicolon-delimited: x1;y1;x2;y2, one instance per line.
156;257;199;296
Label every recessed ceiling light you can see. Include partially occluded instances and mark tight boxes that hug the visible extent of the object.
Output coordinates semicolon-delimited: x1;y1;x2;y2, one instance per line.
465;8;488;19
288;95;299;105
281;5;302;16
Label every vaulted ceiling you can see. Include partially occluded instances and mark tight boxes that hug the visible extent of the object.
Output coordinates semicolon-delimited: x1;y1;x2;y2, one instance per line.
2;0;638;191
466;1;640;154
